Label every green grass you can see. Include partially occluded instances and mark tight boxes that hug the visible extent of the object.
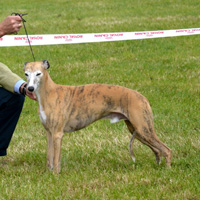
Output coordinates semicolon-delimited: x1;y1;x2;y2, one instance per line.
0;0;200;199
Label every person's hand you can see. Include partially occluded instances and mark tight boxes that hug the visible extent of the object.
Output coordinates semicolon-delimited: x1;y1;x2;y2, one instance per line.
20;83;37;101
26;89;37;101
0;16;22;37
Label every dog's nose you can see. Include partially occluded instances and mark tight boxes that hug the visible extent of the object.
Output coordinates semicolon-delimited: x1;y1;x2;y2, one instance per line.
28;86;34;92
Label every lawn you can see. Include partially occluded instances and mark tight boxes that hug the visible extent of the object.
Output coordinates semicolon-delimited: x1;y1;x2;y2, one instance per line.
0;0;200;199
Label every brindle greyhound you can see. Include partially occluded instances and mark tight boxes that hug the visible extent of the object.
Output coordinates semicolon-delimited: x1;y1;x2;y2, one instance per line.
24;60;172;173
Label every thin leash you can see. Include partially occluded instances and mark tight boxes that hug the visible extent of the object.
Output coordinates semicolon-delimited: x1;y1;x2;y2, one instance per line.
11;13;36;61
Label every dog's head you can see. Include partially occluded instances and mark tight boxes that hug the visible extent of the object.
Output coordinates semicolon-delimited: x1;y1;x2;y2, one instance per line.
23;60;50;92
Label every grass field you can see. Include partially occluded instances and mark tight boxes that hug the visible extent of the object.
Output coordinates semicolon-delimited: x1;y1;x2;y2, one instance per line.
0;0;200;199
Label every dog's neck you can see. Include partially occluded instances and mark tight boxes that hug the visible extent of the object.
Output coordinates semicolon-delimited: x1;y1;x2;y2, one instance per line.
35;71;56;102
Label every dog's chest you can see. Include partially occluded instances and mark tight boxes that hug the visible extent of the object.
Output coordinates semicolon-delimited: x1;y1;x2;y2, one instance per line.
37;94;47;125
39;106;47;125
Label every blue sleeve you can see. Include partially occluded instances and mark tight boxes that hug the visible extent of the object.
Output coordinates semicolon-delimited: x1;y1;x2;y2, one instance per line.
14;80;26;94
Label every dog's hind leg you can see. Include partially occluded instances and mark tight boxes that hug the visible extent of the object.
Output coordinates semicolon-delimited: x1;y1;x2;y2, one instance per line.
128;99;171;166
53;131;64;174
135;134;162;165
136;127;172;167
149;145;161;165
125;120;161;165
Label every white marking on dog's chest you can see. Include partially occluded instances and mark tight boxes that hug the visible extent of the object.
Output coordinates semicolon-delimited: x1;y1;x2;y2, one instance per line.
36;93;47;124
39;106;47;124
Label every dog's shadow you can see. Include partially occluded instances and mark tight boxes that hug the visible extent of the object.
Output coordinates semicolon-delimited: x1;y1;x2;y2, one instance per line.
10;147;162;174
61;147;150;174
11;150;135;173
12;151;46;169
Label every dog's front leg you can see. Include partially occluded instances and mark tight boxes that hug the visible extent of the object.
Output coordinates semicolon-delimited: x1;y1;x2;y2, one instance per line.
46;130;54;170
53;131;64;174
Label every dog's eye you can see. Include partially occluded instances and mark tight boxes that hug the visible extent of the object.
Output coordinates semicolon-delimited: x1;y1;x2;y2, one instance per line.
36;73;41;76
25;73;28;76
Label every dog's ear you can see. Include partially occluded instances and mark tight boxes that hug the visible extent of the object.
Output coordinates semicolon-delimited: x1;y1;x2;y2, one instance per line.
23;62;29;71
42;60;50;70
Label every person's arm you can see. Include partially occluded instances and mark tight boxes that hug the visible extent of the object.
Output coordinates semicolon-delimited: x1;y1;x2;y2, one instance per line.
0;16;22;37
0;62;36;100
0;62;22;92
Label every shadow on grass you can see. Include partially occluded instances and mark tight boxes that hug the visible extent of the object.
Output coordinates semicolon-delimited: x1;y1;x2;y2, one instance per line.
12;151;46;168
5;148;172;174
61;148;165;174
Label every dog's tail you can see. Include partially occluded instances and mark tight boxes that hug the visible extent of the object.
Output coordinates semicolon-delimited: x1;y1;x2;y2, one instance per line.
129;131;136;162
